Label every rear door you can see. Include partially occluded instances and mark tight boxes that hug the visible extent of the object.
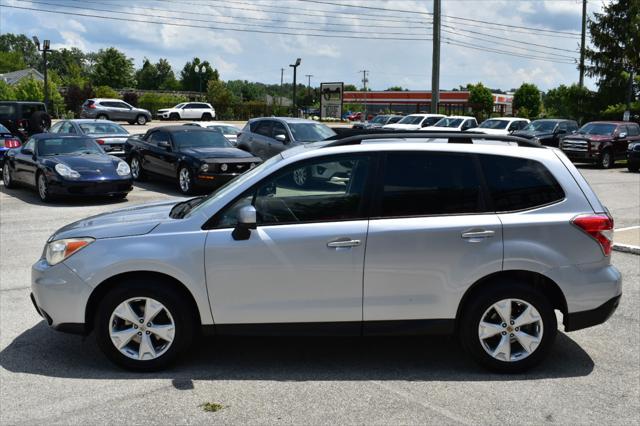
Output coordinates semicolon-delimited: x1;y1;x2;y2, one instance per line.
363;151;503;324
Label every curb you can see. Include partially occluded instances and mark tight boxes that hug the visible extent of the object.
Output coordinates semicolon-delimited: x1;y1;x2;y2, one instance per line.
613;243;640;255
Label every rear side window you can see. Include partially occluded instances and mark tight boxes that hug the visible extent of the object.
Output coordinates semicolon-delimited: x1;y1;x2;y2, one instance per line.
479;155;564;211
380;152;484;217
626;124;639;136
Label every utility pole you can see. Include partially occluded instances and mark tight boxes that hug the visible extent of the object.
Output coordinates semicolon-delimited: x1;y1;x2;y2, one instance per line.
360;69;369;122
305;74;313;115
431;0;441;113
289;58;301;117
279;68;284;112
579;0;587;87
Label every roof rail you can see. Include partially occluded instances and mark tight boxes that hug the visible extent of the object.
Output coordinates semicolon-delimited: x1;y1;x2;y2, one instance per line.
323;130;543;148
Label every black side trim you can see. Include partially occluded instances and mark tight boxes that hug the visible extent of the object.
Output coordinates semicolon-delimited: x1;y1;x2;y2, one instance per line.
54;323;87;335
564;295;621;332
30;293;43;318
204;319;456;337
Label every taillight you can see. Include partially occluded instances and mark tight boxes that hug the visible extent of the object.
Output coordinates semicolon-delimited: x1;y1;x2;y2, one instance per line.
87;102;96;109
572;213;614;256
95;139;105;145
3;138;21;148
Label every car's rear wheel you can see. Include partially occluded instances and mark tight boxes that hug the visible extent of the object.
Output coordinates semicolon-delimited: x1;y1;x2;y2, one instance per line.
3;164;15;188
628;162;639;172
178;166;194;195
96;114;109;120
37;172;53;203
129;156;145;181
598;150;613;169
201;113;212;121
460;282;556;373
95;281;194;371
136;115;147;125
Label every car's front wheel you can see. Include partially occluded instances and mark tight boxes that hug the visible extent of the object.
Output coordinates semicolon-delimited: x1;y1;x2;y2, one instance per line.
177;166;195;195
95;281;194;371
460;282;556;373
598;150;613;169
37;172;53;203
136;115;148;125
129;156;145;181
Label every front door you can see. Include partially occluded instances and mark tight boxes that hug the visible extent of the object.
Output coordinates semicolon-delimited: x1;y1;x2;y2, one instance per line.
13;138;38;185
364;151;503;322
204;153;374;327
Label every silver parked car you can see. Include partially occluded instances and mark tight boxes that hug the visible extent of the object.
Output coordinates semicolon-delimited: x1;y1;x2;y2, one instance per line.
236;117;336;160
80;98;152;125
31;133;621;372
49;119;129;157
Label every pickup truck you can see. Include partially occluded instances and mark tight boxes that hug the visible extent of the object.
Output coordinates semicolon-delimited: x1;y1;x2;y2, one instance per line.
560;121;640;168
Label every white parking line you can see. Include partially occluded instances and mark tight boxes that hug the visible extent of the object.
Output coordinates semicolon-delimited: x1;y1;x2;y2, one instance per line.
614;225;640;232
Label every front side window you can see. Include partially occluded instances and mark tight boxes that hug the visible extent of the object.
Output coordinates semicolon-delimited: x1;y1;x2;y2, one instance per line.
272;121;289;141
288;122;336;142
627;124;640;136
148;131;170;146
79;122;128;135
22;138;35;152
49;122;63;133
214;155;371;227
380;152;484;217
398;115;424;125
479;155;564;211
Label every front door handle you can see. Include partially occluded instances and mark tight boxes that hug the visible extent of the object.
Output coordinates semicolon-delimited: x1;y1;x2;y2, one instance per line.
327;238;361;248
461;230;495;239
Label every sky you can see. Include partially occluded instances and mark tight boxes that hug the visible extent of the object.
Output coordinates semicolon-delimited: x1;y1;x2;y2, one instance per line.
0;0;612;92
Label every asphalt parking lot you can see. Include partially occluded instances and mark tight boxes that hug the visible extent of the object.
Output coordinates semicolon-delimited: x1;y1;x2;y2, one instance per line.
0;165;638;424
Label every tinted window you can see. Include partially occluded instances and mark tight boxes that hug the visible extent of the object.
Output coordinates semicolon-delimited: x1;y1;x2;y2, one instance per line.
272;121;289;140
398;115;424;125
577;123;616;135
148;131;170;145
479;155;564;211
288;122;336;142
173;130;231;148
215;155;371;227
380;152;483;217
49;122;63;133
253;120;272;137
78;122;128;135
197;103;210;109
480;119;509;130
627;124;640;136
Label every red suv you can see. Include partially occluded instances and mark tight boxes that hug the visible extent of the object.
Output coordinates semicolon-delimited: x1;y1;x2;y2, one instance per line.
560;121;640;168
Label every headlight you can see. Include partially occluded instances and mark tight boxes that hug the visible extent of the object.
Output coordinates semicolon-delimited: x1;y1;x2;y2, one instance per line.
220;163;228;172
45;237;94;266
200;163;209;172
54;163;80;178
116;161;131;176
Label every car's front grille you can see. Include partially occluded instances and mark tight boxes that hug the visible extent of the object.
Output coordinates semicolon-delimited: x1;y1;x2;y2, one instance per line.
562;140;588;151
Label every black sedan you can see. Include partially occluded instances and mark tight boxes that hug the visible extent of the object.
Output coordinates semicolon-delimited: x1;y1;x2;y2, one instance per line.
2;134;133;202
125;126;262;195
49;119;129;157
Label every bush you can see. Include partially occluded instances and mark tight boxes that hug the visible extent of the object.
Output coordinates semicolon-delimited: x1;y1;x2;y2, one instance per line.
64;83;95;116
0;79;16;100
94;85;119;99
137;93;187;114
122;92;138;107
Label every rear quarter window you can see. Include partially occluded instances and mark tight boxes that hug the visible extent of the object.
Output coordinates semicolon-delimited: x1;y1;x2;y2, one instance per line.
479;155;564;212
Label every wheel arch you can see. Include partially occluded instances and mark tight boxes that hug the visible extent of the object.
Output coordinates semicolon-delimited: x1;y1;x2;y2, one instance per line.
455;270;568;331
84;271;203;333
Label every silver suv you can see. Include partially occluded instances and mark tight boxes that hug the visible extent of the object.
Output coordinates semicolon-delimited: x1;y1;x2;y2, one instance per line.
31;133;621;372
80;98;152;125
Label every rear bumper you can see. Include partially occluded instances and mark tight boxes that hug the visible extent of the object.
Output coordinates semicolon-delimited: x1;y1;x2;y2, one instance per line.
564;294;621;332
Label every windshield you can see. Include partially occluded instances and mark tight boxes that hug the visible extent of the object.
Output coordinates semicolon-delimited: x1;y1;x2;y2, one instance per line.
185;154;283;218
37;138;103;155
370;115;387;124
173;130;232;148
577;123;616;135
479;119;509;129
78;122;128;135
209;125;239;135
523;121;557;132
174;103;186;109
398;115;424;125
434;118;463;128
288;122;336;142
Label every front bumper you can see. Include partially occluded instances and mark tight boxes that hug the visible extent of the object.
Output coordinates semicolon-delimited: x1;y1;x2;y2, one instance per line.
562;150;596;162
48;177;133;196
31;258;92;333
564;294;621;332
195;173;242;187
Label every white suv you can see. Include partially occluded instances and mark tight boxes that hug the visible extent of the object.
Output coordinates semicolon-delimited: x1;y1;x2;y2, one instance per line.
157;102;215;121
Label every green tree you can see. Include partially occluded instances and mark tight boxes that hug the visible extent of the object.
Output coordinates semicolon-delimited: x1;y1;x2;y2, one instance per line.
513;83;541;118
47;47;88;85
180;57;219;92
386;86;404;91
344;84;357;91
156;58;179;90
13;76;43;101
467;82;494;120
136;58;158;90
0;51;26;73
0;80;16;100
543;84;596;123
0;33;40;69
94;85;119;98
585;0;639;107
207;79;235;119
90;47;135;88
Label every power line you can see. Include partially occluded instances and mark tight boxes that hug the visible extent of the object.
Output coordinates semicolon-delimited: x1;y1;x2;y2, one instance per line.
443;38;576;64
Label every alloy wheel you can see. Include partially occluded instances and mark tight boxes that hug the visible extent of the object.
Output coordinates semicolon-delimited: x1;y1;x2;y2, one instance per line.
293;167;308;186
477;298;543;362
109;297;175;361
137;115;147;125
179;168;191;193
38;174;48;200
602;152;611;168
130;157;140;179
3;166;11;185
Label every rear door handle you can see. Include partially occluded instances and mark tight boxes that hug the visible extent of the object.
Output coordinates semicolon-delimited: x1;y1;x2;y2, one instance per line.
327;238;361;248
461;230;495;239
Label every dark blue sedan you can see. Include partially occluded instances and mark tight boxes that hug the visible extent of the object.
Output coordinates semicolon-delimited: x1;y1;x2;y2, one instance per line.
2;134;133;202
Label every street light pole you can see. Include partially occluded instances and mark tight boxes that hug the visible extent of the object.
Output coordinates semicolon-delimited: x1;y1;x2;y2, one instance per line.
289;58;301;117
305;74;313;114
32;36;51;112
194;64;204;94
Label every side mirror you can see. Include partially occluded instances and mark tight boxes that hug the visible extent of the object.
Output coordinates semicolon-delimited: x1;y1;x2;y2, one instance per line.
618;132;627;139
232;205;257;241
158;140;171;150
21;148;33;156
274;133;287;143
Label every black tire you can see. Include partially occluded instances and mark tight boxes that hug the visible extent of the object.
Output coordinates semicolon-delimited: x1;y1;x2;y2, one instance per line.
169;113;180;121
459;281;557;373
112;193;128;200
96;114;109;120
2;163;16;188
129;155;146;181
597;149;613;169
94;280;195;371
201;113;212;121
136;115;148;125
627;162;639;172
28;111;51;134
177;165;195;195
36;172;54;203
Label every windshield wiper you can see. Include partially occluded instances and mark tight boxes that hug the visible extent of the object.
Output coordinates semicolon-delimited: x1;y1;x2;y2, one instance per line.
170;196;205;219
